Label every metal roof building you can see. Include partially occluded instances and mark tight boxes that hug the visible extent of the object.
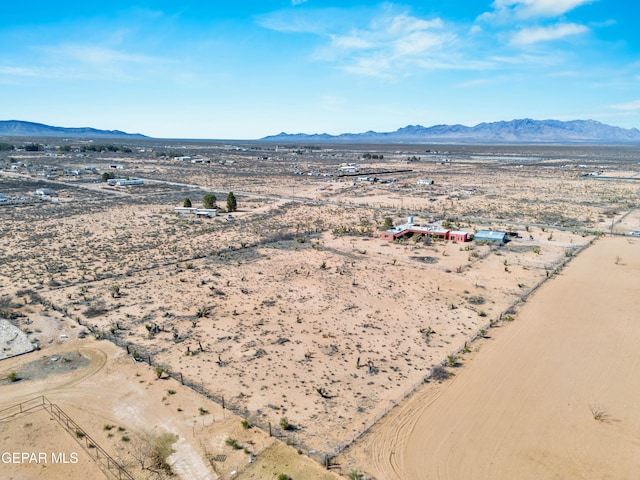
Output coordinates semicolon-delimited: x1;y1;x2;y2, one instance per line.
473;230;507;244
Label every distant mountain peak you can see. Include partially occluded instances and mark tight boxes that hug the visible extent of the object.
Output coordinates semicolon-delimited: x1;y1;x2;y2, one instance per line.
262;118;640;144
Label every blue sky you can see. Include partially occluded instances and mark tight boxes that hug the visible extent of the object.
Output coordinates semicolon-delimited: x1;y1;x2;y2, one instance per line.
1;1;639;139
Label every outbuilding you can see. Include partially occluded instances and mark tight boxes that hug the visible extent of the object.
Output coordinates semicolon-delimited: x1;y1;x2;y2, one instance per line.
449;230;470;242
35;188;56;197
473;230;507;244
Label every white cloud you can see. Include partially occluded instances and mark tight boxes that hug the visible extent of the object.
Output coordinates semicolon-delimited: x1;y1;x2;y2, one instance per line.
491;0;594;19
511;23;588;44
610;99;640;111
318;12;455;76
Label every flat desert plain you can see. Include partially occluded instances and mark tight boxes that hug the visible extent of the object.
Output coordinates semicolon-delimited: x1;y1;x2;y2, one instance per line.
1;141;639;479
341;235;640;479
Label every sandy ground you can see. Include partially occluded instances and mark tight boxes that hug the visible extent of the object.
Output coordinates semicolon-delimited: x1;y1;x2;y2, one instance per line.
341;235;640;479
2;144;639;478
0;336;336;480
31;210;589;458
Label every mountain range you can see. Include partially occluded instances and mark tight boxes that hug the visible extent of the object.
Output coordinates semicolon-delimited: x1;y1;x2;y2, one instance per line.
1;118;640;143
0;120;148;139
262;119;640;144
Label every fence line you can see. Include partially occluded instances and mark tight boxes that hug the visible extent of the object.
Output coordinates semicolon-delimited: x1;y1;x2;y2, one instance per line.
0;395;47;421
0;396;133;480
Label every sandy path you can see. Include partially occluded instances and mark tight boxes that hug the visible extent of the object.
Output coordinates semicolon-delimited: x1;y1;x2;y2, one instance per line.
350;236;640;479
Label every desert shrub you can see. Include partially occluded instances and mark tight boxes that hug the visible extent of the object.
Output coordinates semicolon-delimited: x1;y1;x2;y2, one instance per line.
348;469;363;480
431;365;450;381
83;304;108;318
152;433;178;473
466;295;485;305
7;371;18;382
277;474;292;480
589;404;608;421
225;437;240;449
279;417;294;431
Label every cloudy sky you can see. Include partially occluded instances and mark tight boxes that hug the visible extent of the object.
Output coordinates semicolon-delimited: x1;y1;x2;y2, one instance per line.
1;1;638;139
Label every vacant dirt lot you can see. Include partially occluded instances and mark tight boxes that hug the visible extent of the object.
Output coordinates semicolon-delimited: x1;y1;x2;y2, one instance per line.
340;235;640;479
2;141;639;478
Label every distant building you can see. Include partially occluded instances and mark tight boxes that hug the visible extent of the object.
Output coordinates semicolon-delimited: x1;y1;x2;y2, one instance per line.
107;179;144;186
417;179;434;185
35;188;56;197
338;164;359;174
173;207;218;218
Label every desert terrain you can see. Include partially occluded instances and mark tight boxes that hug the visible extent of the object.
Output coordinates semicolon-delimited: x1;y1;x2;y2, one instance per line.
339;235;640;479
1;140;639;479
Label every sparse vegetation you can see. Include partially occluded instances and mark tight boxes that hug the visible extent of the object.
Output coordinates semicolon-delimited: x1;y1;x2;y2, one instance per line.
225;437;241;449
590;404;608;421
431;365;451;381
279;417;294;431
0;137;627;478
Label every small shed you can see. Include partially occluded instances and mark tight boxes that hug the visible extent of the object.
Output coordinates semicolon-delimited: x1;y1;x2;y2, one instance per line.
473;230;507;244
448;231;470;242
380;231;396;241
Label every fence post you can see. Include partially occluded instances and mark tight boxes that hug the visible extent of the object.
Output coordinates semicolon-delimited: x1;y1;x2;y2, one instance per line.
180;372;184;385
